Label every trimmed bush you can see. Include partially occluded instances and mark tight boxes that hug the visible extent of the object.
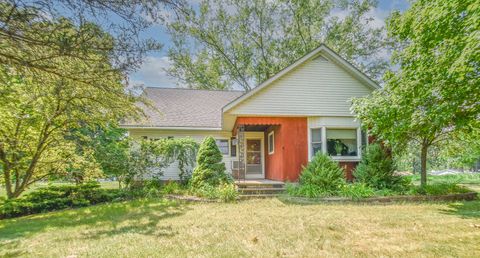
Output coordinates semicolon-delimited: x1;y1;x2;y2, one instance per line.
190;136;231;188
354;143;410;192
290;152;346;197
0;182;126;219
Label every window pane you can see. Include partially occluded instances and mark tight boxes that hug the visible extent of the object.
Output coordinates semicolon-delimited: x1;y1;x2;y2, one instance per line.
311;128;321;142
312;143;322;155
326;129;358;156
268;133;274;153
310;129;322;157
216;139;229;155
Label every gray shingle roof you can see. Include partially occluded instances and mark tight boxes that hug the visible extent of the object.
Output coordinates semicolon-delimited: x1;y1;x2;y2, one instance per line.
123;87;244;128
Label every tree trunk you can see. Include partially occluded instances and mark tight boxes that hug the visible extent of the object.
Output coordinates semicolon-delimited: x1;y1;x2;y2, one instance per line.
420;143;428;187
4;167;14;199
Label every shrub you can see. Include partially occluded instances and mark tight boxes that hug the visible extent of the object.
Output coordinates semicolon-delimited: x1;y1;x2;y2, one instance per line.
291;152;346;197
0;182;127;219
162;181;184;195
354;144;411;192
194;184;219;199
340;183;375;200
190;136;231;189
409;183;471;196
216;183;238;202
191;183;238;202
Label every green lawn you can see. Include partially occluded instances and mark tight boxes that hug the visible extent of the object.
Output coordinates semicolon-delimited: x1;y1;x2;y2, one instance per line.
1;198;479;257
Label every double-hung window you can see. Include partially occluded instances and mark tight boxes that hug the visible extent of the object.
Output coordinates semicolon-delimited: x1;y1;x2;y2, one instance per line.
310;128;322;156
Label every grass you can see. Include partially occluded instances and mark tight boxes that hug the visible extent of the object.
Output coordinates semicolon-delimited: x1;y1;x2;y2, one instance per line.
1;198;480;257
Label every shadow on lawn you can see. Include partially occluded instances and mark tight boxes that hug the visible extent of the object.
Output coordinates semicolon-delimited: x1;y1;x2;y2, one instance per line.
441;200;480;219
0;198;189;252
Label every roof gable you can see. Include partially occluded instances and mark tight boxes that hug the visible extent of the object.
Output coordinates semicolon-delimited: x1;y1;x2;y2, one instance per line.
223;44;380;114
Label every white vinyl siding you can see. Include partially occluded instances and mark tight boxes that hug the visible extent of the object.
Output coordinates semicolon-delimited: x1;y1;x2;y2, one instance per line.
228;56;372;116
128;129;234;180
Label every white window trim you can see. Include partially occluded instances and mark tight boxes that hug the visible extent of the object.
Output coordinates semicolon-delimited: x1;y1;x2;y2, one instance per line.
268;131;275;155
308;126;363;162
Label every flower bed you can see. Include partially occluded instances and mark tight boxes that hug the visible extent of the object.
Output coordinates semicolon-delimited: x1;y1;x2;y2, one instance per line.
279;192;477;204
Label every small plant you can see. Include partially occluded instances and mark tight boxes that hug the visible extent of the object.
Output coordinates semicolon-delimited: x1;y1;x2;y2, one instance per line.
162;181;184;195
190;136;231;189
217;183;238;202
340;183;375;200
291;152;346;197
334;142;343;156
190;183;238;202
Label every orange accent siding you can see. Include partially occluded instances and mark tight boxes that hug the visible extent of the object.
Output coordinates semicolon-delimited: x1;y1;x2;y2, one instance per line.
235;117;308;181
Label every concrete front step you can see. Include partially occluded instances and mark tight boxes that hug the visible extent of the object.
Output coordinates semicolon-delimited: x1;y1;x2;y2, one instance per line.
239;194;280;199
238;188;285;195
237;184;284;189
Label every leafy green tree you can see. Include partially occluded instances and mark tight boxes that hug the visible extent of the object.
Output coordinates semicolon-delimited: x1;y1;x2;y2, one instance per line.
163;138;199;183
0;20;141;199
0;1;182;86
352;0;479;187
165;0;389;90
65;125;130;186
123;139;170;187
191;136;230;188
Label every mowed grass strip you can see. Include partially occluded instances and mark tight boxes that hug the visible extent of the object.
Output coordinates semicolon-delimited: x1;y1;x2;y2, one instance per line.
1;198;479;258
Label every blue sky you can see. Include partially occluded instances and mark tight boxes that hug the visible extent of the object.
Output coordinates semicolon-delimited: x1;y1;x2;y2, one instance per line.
130;0;409;88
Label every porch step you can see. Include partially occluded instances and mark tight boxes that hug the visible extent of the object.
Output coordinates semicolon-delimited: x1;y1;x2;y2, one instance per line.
239;194;280;199
238;187;285;195
235;180;285;198
237;184;284;189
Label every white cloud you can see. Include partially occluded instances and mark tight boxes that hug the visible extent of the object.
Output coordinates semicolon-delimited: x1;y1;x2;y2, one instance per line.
130;56;179;88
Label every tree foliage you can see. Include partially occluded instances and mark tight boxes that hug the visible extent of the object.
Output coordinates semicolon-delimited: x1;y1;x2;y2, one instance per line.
190;136;230;188
0;1;183;86
0;16;143;198
122;138;199;188
352;0;480;186
165;0;389;90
